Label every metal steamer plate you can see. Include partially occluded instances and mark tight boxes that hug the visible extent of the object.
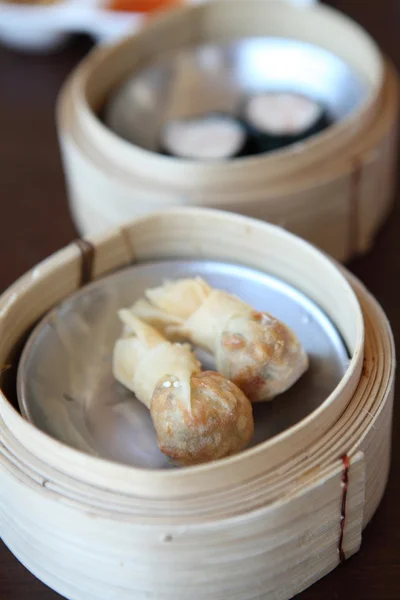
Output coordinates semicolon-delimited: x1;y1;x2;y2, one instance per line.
103;38;368;153
17;260;349;469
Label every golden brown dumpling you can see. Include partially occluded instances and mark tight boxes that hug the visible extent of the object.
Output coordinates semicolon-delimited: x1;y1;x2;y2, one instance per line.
131;277;309;402
113;310;254;466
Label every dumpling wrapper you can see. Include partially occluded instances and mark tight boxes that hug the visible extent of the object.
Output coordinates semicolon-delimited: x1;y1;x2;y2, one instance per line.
131;277;309;402
113;310;254;466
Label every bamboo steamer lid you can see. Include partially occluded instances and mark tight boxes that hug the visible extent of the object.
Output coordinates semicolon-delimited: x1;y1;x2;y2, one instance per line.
0;208;395;600
56;0;399;261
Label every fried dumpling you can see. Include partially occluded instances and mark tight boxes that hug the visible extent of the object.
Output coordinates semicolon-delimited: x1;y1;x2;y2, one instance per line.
131;277;309;402
113;310;254;466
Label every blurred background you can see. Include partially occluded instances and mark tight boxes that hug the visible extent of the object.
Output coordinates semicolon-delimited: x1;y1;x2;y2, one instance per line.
1;0;399;287
0;1;399;598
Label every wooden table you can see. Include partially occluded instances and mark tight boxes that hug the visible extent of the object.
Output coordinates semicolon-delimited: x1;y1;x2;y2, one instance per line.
1;1;399;598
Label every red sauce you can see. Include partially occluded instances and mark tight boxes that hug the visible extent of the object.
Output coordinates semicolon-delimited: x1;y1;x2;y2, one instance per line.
108;0;182;13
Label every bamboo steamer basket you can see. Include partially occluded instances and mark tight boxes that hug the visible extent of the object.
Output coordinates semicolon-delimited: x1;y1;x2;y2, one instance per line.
0;208;395;600
57;0;400;262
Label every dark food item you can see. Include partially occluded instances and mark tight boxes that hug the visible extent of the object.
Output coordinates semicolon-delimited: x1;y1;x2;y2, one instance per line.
159;93;332;161
159;113;256;160
243;91;332;153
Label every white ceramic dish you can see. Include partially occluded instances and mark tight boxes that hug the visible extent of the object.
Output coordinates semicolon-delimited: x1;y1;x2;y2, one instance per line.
0;0;316;52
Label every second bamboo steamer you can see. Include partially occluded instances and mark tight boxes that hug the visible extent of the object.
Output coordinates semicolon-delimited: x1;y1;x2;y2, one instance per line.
57;0;399;261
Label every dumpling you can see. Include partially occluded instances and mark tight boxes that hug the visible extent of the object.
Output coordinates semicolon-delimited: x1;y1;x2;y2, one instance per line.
113;310;254;466
131;277;309;402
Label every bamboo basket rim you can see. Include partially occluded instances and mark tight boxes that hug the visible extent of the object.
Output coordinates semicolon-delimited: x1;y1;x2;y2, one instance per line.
0;428;365;523
0;208;365;498
0;239;394;522
70;0;384;183
59;59;398;202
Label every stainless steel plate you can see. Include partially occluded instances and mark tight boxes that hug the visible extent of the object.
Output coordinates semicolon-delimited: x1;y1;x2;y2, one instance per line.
17;260;349;469
103;38;368;154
